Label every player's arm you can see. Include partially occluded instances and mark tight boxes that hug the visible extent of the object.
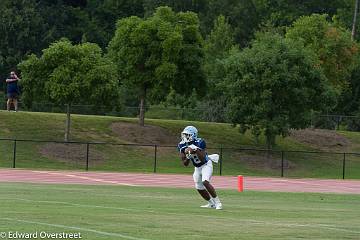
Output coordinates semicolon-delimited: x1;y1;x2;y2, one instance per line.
186;144;206;163
180;151;190;166
194;148;206;162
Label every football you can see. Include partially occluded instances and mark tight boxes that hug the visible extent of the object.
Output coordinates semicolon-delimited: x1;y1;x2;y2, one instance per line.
185;147;196;154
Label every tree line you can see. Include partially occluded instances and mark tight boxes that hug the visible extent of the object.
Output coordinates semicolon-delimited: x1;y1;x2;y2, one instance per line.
1;0;360;146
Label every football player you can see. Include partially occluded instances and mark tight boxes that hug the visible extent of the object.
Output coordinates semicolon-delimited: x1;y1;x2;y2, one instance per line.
177;126;222;210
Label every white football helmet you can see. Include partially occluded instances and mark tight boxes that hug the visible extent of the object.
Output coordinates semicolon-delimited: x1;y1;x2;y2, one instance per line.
181;126;198;143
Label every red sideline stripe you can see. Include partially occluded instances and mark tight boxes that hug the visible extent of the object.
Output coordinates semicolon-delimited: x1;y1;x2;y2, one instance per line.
0;169;360;194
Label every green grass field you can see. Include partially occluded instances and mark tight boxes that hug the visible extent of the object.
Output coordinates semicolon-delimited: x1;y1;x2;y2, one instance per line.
1;110;360;178
0;182;359;240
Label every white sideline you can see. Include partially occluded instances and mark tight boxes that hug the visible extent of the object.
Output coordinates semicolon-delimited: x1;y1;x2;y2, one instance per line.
1;217;151;240
0;197;156;214
32;171;139;186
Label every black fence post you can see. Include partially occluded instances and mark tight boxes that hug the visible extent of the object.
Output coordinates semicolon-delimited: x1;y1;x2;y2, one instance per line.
154;145;157;173
12;139;17;168
342;153;346;180
219;147;223;176
86;143;90;171
281;151;284;177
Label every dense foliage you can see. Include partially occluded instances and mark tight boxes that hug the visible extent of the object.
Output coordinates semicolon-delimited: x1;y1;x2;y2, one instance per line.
108;7;206;125
18;39;118;140
223;33;335;148
1;0;360;145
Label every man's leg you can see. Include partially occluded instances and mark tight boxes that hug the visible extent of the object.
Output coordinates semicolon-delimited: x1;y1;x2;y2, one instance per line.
202;181;217;198
197;189;211;201
7;99;11;111
13;99;18;111
193;167;215;208
202;162;222;210
203;181;222;210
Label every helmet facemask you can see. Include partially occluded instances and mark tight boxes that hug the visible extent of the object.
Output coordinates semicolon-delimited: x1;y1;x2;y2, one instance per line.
181;126;198;143
181;132;193;143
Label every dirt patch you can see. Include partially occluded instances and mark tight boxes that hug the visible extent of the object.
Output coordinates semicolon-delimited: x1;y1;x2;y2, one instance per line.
290;128;351;151
244;155;294;170
0;128;11;134
40;143;105;166
230;151;295;170
111;122;179;145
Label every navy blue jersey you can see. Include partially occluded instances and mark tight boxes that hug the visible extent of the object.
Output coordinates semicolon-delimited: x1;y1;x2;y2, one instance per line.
6;77;19;94
177;138;208;167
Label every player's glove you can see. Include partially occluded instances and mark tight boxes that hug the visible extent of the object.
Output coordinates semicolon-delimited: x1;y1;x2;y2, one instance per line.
185;145;198;160
188;144;198;151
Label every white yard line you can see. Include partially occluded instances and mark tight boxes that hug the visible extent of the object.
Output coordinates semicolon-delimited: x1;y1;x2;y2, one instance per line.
0;198;153;214
1;217;151;240
31;171;139;186
1;197;359;235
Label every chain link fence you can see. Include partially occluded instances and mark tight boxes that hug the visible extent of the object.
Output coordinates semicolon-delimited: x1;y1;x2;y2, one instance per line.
312;114;360;131
1;138;360;179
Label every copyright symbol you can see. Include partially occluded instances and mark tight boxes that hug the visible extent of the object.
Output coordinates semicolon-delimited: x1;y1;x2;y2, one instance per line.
0;232;6;239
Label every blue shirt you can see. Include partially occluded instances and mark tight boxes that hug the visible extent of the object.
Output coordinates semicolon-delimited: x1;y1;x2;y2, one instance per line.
177;138;209;167
6;77;19;94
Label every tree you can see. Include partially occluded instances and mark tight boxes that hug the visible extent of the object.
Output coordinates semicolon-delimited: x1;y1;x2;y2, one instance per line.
335;48;360;115
18;39;119;141
37;1;92;45
202;15;237;122
286;14;358;93
222;32;335;148
352;0;359;40
0;0;45;87
204;15;235;74
85;0;145;49
202;0;260;47
0;0;96;90
108;6;206;126
143;0;207;16
334;0;360;40
253;0;347;28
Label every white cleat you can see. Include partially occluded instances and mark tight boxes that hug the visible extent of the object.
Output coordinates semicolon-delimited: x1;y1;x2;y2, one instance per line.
215;202;223;210
200;203;215;208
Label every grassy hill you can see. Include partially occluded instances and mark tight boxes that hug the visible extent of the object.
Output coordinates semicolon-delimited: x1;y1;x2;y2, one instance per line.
0;110;360;179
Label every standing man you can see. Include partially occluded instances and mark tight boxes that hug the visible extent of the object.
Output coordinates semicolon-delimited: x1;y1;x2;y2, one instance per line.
178;126;223;210
6;71;20;111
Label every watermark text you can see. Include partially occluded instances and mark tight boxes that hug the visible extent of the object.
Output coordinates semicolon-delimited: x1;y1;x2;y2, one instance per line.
0;231;82;239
